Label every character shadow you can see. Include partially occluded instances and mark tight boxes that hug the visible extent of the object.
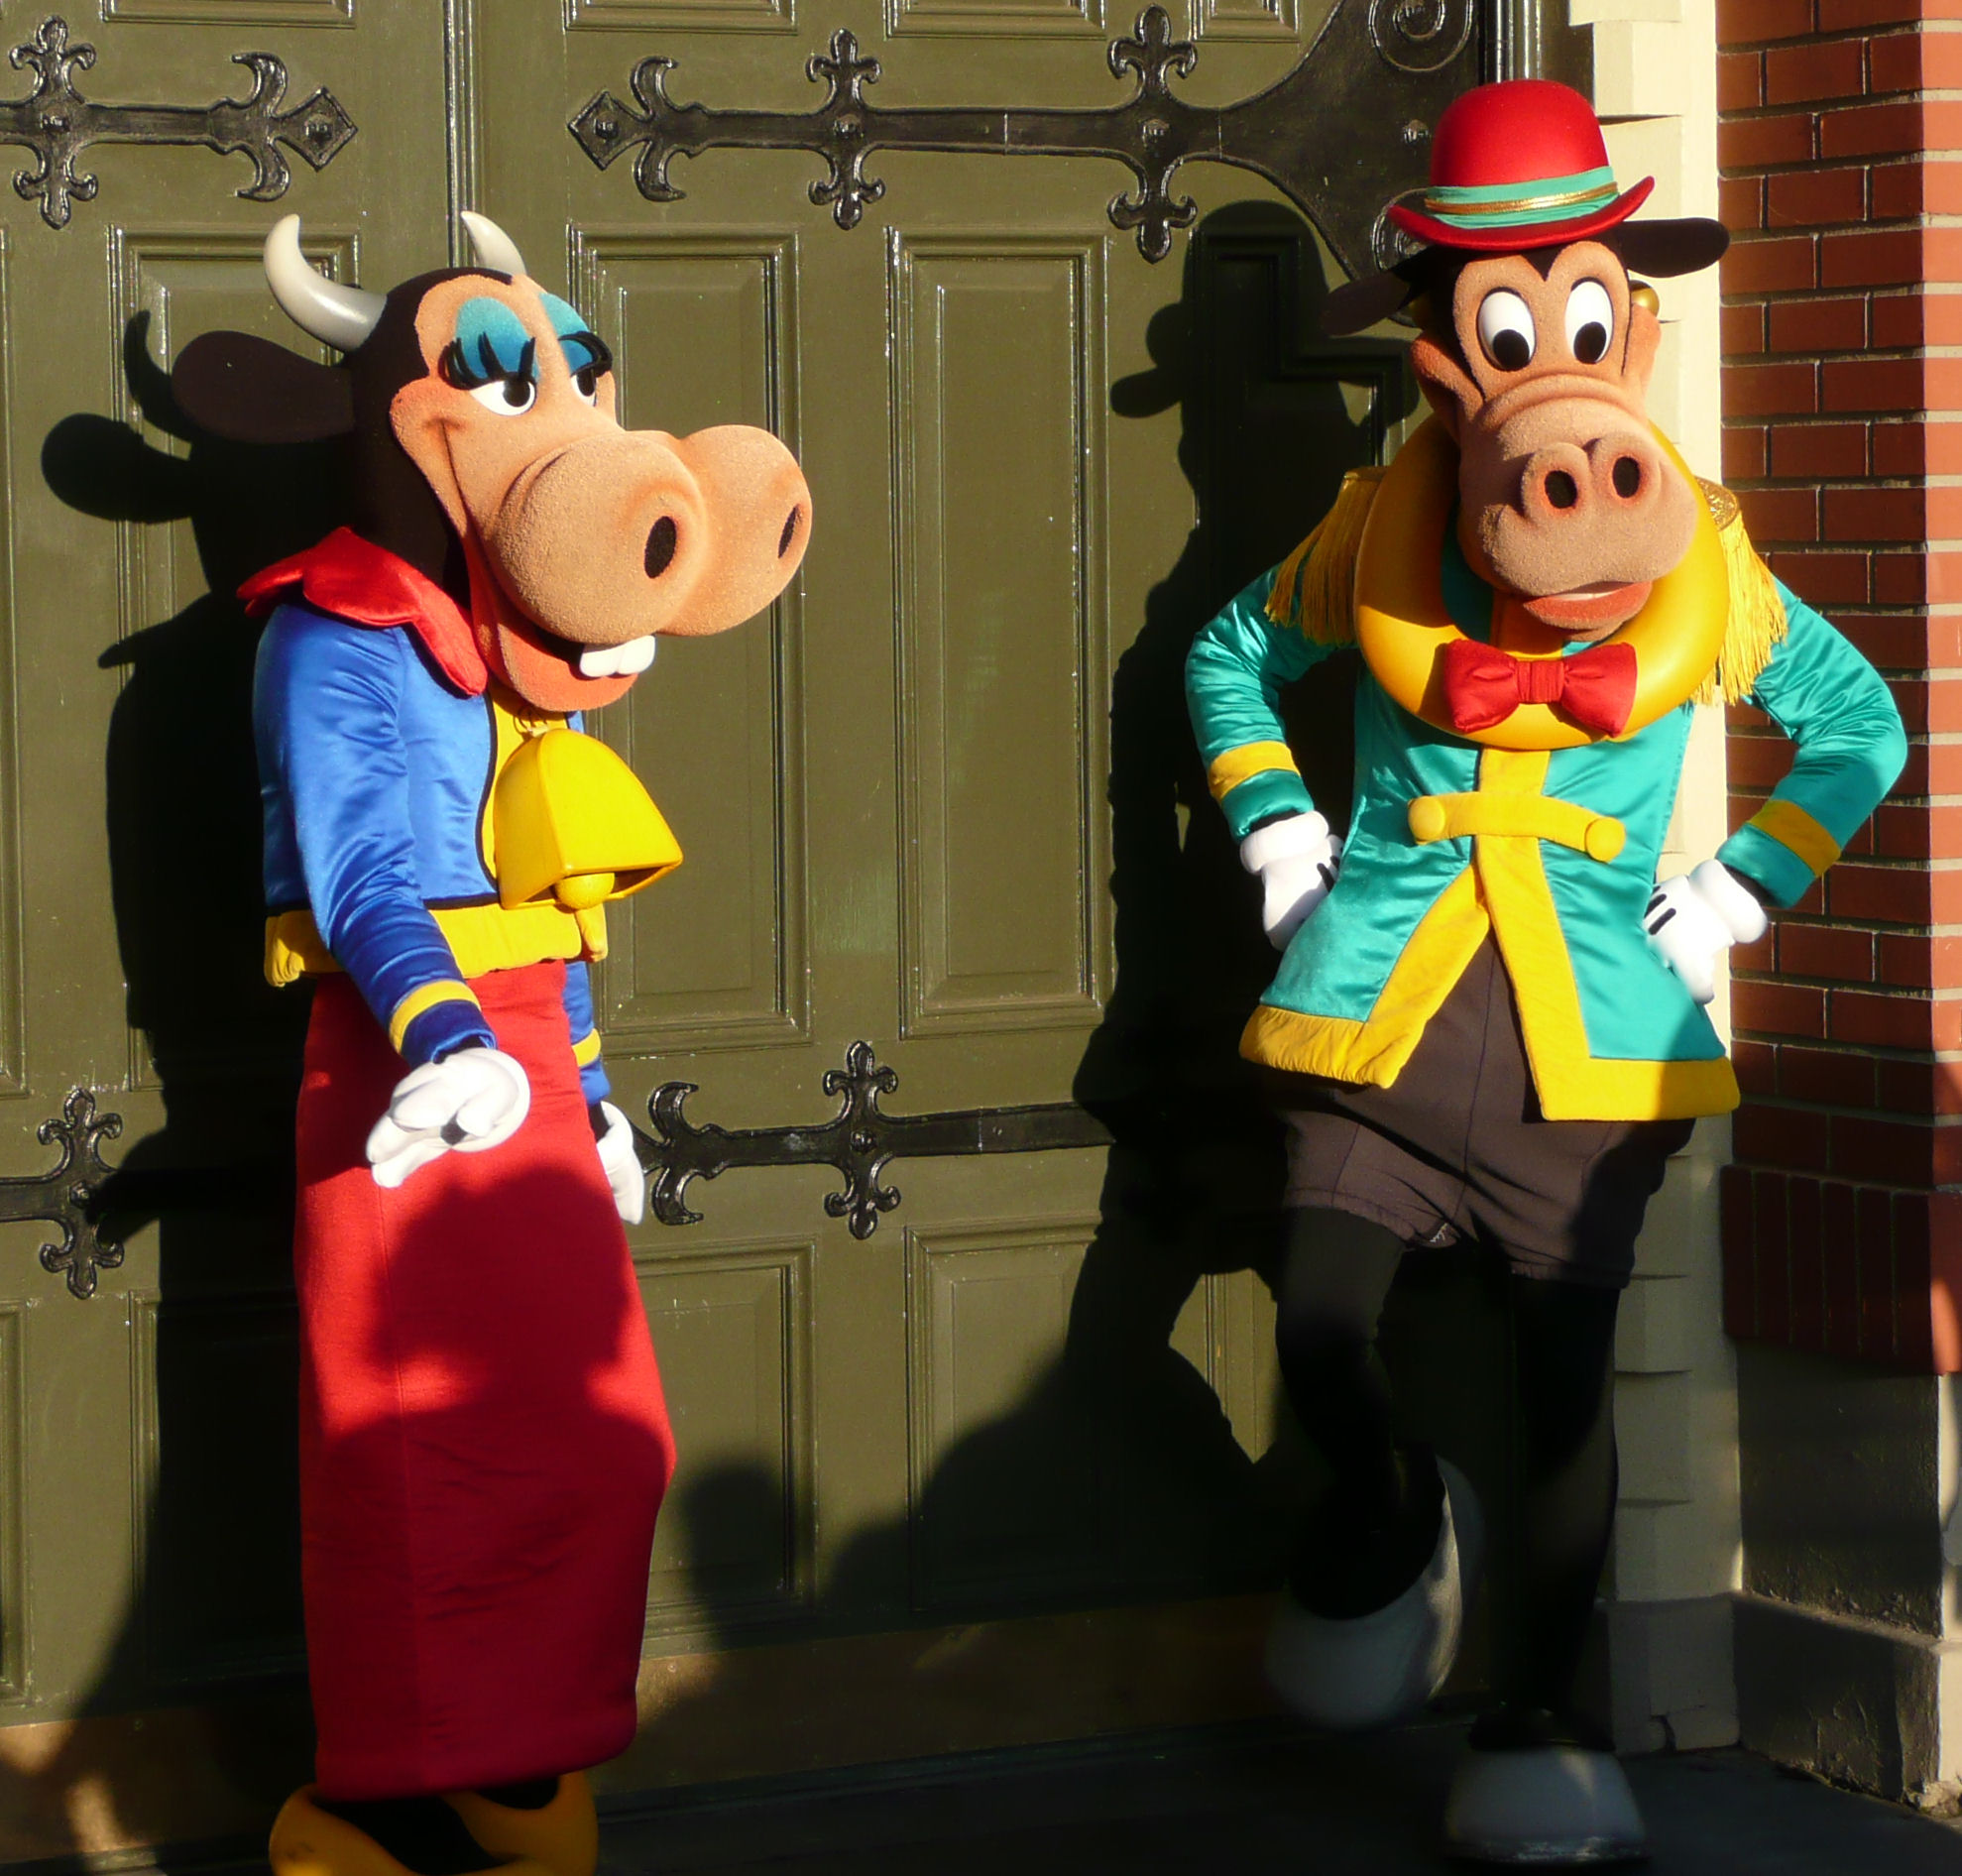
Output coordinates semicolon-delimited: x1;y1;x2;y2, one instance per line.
613;202;1516;1794
11;309;345;1859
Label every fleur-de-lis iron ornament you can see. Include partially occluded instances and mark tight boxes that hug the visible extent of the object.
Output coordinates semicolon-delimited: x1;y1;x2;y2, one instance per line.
0;1089;127;1301
0;17;356;230
570;0;1475;274
634;1041;1113;1239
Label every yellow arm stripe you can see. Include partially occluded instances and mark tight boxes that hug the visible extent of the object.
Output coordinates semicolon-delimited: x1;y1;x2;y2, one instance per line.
388;980;482;1054
1207;742;1300;802
572;1028;603;1067
1747;797;1843;877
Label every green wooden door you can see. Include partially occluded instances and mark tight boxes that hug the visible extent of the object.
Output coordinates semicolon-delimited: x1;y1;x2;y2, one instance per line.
0;0;1509;1852
467;2;1426;1772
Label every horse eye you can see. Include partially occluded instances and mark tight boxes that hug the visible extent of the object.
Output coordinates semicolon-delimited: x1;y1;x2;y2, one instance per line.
573;365;600;405
1475;290;1536;372
1565;279;1616;365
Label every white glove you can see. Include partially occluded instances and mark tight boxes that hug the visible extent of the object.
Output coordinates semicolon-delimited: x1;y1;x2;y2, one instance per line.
1239;812;1342;950
595;1100;646;1226
1643;859;1769;1006
366;1046;531;1189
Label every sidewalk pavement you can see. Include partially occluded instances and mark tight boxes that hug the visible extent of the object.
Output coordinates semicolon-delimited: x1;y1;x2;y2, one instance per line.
599;1720;1962;1874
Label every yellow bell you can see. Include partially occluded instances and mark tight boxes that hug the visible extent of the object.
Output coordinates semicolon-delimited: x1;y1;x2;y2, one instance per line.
492;727;682;911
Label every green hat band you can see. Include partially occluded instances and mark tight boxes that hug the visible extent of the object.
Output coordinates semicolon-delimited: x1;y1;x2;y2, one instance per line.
1423;166;1619;230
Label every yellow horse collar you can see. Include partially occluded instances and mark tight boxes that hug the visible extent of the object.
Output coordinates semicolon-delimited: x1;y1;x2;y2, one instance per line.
1354;417;1727;751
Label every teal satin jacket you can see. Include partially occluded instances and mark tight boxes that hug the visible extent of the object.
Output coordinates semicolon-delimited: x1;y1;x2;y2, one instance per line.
1186;523;1905;1122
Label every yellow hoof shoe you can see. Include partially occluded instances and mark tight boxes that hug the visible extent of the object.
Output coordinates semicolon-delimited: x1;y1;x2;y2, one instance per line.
443;1774;598;1876
270;1787;558;1876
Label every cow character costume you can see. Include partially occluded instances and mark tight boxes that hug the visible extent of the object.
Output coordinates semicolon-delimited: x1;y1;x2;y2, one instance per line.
1186;83;1904;1862
168;215;811;1876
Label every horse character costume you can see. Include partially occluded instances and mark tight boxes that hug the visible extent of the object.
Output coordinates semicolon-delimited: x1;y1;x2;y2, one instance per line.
1186;82;1904;1863
168;213;811;1876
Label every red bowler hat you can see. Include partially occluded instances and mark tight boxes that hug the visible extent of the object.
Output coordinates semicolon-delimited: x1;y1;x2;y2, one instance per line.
1323;79;1727;335
1389;79;1654;252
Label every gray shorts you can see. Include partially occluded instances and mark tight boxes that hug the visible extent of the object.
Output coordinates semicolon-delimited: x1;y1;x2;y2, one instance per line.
1264;940;1693;1289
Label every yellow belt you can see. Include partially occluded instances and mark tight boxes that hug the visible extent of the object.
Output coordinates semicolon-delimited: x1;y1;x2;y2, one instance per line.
1406;793;1626;863
264;899;610;989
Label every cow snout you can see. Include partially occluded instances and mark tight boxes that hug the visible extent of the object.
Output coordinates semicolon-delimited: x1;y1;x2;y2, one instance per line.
484;433;714;645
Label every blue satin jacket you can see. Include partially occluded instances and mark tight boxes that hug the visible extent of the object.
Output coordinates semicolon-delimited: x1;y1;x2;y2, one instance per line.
254;599;611;1104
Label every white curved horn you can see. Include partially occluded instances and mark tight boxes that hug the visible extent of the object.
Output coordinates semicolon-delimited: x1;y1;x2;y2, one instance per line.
263;215;385;352
460;211;527;280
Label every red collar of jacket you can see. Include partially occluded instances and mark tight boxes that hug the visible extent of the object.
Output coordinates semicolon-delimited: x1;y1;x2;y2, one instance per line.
238;528;489;696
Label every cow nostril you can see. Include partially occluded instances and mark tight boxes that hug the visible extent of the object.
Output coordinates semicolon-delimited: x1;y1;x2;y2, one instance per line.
1612;456;1643;499
778;505;801;559
1545;470;1579;511
644;515;678;580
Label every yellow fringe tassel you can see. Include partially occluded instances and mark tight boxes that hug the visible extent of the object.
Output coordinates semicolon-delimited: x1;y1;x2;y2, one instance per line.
1264;466;1384;645
1693;478;1789;706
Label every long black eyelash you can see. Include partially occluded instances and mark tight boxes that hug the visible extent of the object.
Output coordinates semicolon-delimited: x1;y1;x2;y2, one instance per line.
441;334;536;391
570;330;612;376
439;338;482;389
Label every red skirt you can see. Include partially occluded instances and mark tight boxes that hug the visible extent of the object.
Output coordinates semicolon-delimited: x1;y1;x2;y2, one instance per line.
293;963;673;1800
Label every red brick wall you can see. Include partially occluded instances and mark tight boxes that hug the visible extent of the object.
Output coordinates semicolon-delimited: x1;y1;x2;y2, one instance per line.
1716;0;1962;1369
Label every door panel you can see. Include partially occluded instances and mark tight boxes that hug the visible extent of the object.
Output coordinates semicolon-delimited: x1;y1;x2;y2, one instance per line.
891;235;1105;1038
570;231;809;1053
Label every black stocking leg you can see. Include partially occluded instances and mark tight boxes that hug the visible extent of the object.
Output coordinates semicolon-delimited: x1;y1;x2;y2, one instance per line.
315;1799;501;1876
1486;1272;1622;1738
475;1780;559;1811
1273;1208;1441;1616
316;1779;561;1871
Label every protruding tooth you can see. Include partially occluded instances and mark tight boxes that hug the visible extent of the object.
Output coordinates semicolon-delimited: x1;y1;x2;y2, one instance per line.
577;636;658;678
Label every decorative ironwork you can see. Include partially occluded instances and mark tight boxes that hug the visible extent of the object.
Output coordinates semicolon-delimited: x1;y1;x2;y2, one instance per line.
0;1090;127;1301
570;0;1474;276
635;1040;1113;1239
0;17;356;231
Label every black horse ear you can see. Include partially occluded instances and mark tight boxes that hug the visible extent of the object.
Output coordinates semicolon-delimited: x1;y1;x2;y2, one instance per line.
172;331;355;445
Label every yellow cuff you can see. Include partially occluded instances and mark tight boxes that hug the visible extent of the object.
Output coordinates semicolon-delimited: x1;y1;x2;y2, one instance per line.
1748;797;1843;876
388;979;482;1054
1207;741;1300;803
572;1028;603;1067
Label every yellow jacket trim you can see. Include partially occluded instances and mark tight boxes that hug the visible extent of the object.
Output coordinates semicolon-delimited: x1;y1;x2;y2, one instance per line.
1208;741;1301;802
1407;792;1625;862
388;979;481;1054
265;899;608;990
1240;868;1492;1083
1746;796;1843;877
571;1027;603;1068
1474;750;1738;1119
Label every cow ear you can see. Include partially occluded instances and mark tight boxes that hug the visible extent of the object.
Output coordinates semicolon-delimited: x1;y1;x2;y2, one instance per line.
172;331;354;445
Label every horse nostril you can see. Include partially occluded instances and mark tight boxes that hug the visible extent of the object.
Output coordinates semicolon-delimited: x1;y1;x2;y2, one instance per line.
644;515;678;579
1545;469;1579;511
778;505;801;559
1612;456;1643;499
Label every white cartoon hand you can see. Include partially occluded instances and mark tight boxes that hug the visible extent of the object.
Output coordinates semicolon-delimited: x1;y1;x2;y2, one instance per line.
594;1100;646;1226
1240;812;1343;951
365;1046;531;1189
1643;860;1769;1006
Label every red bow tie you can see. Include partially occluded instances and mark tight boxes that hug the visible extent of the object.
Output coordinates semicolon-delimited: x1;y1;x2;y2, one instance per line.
1440;637;1639;738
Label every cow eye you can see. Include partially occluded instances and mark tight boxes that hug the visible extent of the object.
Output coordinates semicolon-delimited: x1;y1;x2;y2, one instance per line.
468;374;536;416
572;365;600;406
1565;280;1615;365
1475;291;1536;372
